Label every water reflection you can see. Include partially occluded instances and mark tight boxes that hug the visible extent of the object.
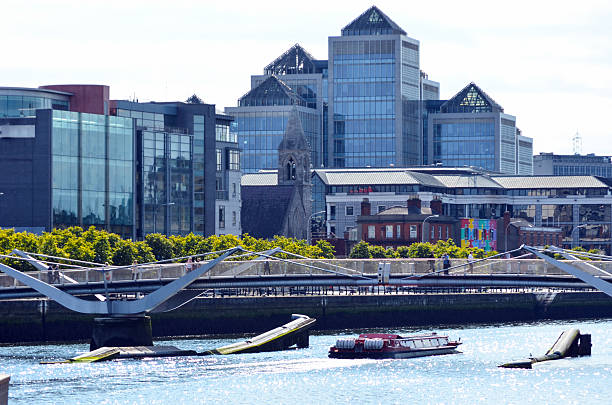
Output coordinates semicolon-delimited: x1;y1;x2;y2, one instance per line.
1;319;611;404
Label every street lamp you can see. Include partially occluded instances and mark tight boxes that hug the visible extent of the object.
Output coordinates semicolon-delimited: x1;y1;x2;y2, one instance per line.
153;202;175;235
504;220;522;252
571;224;587;248
422;214;439;243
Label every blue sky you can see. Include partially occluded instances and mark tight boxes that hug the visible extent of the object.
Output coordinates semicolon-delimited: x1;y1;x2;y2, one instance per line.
3;0;611;155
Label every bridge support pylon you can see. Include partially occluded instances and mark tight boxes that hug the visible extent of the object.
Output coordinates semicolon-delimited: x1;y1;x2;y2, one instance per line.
90;316;153;351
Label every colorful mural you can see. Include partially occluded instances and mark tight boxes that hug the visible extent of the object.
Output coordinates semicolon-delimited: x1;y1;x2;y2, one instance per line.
460;218;497;251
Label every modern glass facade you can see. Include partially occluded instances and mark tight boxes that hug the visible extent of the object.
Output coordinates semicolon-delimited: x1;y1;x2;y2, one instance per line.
433;120;495;171
328;6;423;168
51;110;134;237
0;92;69;118
140;129;192;236
229;107;319;173
193;115;206;234
331;38;397;167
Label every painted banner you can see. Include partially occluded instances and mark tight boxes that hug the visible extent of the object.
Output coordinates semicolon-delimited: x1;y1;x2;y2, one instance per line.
460;218;497;251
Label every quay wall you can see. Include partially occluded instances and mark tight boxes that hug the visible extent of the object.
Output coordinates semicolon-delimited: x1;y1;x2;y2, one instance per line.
1;292;611;344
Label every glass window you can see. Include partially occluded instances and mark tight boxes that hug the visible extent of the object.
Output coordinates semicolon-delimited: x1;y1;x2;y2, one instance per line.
410;225;417;239
216;149;222;171
385;225;393;238
368;225;375;239
396;225;401;238
346;206;354;216
218;206;225;229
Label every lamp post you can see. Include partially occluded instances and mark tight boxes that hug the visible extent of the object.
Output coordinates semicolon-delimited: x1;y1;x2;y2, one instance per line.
571;224;587;248
504;220;522;252
153;202;175;235
421;214;439;243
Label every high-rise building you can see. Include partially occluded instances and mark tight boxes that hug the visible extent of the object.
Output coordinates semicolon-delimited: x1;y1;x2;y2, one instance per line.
226;45;325;173
426;82;532;174
328;6;423;168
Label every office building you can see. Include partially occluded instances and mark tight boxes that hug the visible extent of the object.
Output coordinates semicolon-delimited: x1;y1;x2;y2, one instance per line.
328;6;423;168
0;84;241;238
534;152;612;178
311;166;612;253
426;82;532;174
226;45;324;173
0;85;135;238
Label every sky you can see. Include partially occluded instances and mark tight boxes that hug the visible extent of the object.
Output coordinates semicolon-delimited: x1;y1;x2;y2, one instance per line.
2;0;612;155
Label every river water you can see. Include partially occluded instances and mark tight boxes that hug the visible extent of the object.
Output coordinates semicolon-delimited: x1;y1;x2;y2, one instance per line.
2;319;611;404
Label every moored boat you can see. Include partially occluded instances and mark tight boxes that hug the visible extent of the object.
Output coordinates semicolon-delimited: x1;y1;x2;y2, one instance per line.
328;333;461;359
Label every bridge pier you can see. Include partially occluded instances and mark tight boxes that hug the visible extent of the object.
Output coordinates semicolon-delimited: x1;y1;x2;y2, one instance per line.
90;316;153;351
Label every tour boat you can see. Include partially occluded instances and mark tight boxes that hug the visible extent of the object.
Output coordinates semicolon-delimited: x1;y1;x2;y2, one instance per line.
328;333;461;359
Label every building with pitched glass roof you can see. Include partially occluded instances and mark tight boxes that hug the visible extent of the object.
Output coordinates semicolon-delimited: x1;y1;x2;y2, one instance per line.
328;6;425;168
226;45;325;173
425;82;533;174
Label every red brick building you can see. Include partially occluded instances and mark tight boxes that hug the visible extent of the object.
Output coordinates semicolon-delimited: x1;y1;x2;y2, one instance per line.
356;198;456;248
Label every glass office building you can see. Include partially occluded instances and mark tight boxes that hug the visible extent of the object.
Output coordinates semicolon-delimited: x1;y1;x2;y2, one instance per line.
328;6;422;167
226;74;320;173
0;87;70;118
51;110;134;237
427;83;531;174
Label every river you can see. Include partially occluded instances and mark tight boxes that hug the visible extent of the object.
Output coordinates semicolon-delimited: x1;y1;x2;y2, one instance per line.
1;318;611;404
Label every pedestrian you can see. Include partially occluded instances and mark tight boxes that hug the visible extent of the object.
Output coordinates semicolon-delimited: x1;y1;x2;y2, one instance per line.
52;264;61;284
185;257;193;273
467;252;474;274
104;262;111;282
47;264;54;284
132;260;139;280
442;253;451;275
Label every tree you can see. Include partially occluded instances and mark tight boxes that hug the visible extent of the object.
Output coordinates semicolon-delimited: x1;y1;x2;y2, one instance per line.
145;233;174;261
112;240;138;266
349;241;371;258
186;94;203;104
93;235;113;264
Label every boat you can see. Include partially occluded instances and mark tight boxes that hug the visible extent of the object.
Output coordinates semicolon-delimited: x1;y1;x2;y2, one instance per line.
328;333;461;359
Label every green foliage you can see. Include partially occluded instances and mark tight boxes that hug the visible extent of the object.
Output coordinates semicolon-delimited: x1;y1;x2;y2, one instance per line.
145;233;174;260
407;243;434;258
369;245;388;258
112;240;138;266
349;241;371;258
0;225;337;273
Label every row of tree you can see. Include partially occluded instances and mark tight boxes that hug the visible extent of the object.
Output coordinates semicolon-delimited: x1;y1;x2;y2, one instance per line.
0;227;335;272
349;239;497;259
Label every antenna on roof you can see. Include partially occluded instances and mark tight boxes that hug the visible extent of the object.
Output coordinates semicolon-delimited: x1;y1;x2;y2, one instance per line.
572;130;582;155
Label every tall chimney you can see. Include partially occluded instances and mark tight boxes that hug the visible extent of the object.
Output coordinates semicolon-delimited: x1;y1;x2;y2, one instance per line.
361;198;371;216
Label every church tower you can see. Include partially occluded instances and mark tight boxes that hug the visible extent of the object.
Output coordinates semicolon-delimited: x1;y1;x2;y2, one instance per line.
277;108;312;240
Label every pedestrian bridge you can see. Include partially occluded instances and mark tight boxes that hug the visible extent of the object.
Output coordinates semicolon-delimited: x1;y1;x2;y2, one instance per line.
1;247;611;302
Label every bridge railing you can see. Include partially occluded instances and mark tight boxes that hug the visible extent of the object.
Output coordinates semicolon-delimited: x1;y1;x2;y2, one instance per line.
1;258;611;289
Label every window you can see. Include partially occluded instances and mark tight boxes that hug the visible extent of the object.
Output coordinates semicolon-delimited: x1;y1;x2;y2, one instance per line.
446;226;449;239
346;206;354;216
330;226;336;236
431;226;434;239
378;205;386;213
232;183;237;198
227;149;240;171
410;225;417;239
396;225;401;238
330;205;336;220
368;225;375;239
218;206;225;229
232;211;236;227
438;226;442;240
386;225;393;238
216;149;222;171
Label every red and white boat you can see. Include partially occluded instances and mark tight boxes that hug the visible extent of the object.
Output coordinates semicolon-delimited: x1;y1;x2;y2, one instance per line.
328;333;461;359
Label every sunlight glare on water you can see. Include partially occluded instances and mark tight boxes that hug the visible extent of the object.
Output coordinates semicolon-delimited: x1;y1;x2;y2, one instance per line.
1;319;611;404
